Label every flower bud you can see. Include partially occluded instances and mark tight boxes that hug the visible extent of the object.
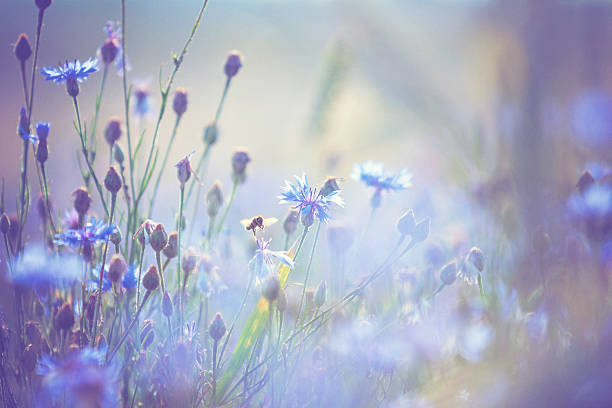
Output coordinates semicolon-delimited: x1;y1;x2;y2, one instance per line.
114;144;125;164
149;223;168;253
182;247;198;274
206;181;224;218
173;88;188;117
108;254;127;283
301;210;314;228
262;274;280;302
140;320;155;350
176;155;192;187
231;148;251;183
411;217;430;244
277;289;288;312
163;231;178;259
36;140;48;163
162;291;173;317
54;303;75;331
467;247;485;273
314;281;327;308
203;122;218;145
15;34;32;62
104;118;122;146
110;228;122;246
439;260;458;285
100;38;119;65
35;0;52;11
209;313;226;341
104;166;122;194
0;213;10;234
224;51;243;78
397;210;417;236
73;187;92;216
283;210;299;235
143;265;159;292
320;177;340;197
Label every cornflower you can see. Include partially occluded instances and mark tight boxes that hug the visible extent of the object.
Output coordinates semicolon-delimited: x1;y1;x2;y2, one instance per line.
249;238;293;281
54;217;116;248
41;58;98;97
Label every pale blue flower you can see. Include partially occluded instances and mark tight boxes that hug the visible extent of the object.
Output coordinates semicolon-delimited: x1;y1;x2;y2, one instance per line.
249;238;293;281
279;173;343;223
55;217;116;248
10;245;81;289
351;161;412;192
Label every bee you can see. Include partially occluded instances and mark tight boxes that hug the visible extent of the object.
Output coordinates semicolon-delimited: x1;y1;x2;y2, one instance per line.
240;216;278;237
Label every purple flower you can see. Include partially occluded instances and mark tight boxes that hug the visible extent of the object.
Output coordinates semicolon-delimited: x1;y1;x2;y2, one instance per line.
249;238;293;281
42;58;98;84
279;173;344;225
55;217;116;248
36;122;50;142
17;107;36;144
351;161;412;192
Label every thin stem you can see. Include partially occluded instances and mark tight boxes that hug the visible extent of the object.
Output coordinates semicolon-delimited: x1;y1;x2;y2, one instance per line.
176;186;185;337
295;221;321;328
156;251;166;294
215;180;238;239
28;9;44;124
135;245;145;310
107;291;151;363
40;164;56;234
20;61;30;111
17;139;29;252
148;116;181;216
89;65;109;157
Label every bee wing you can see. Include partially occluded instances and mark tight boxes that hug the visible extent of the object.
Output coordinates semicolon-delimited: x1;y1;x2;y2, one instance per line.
262;217;278;227
240;218;252;228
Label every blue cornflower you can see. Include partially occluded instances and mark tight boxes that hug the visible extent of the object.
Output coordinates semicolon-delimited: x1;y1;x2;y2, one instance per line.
10;245;81;289
87;264;135;293
55;217;116;248
37;347;118;408
351;161;412;192
249;239;293;282
279;173;344;227
42;58;98;97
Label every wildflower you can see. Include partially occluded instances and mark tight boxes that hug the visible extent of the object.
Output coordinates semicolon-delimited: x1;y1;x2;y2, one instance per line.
224;50;243;78
163;231;178;259
352;161;412;207
279;173;344;228
73;187;92;216
10;245;80;289
203;122;218;145
14;33;32;62
314;281;327;308
206;181;224;218
162;291;173;317
439;259;458;286
37;347;118;408
173;88;188;117
149;223;168;253
283;209;299;236
104;166;122;194
35;122;50;163
142;265;159;292
209;313;226;341
108;254;127;284
249;238;293;281
104;118;122;146
176;153;194;188
35;0;52;11
55;217;116;248
231;148;251;183
262;273;281;302
42;58;99;97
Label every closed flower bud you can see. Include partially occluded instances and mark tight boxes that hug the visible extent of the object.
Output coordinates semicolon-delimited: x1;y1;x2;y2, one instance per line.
162;291;173;317
114;144;125;164
15;34;32;62
108;254;127;283
0;213;10;234
104;166;122;194
206;181;224;218
140;320;155;350
143;265;160;292
149;223;168;253
54;303;75;331
182;247;198;274
209;313;226;341
35;0;52;11
262;274;280;302
320;177;340;197
439;260;458;285
36;140;48;163
163;231;178;259
231;148;251;183
18;107;28;138
224;51;243;78
314;281;327;308
203;122;218;145
397;210;417;236
467;247;485;273
412;217;430;244
110;228;122;246
173;88;188;117
283;210;299;235
100;38;119;65
277;289;288;312
73;187;92;216
22;344;37;373
104;118;122;146
576;170;595;195
176;155;192;187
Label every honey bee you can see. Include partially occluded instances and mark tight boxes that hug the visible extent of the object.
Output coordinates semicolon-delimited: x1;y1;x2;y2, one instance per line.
240;216;278;237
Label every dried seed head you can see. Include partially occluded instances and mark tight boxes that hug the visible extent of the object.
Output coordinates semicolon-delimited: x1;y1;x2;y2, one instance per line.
467;247;485;273
104;118;122;146
54;303;75;331
143;265;160;292
163;231;178;259
224;51;243;78
283;209;299;235
320;177;341;197
206;181;224;218
203;122;218;146
100;38;119;65
15;34;32;62
262;274;280;302
439;260;458;286
173;88;188;117
0;213;10;234
162;291;173;317
182;247;198;274
149;223;168;253
209;313;226;341
104;166;122;194
314;281;327;308
397;210;417;236
73;187;92;216
231;148;251;184
108;254;127;283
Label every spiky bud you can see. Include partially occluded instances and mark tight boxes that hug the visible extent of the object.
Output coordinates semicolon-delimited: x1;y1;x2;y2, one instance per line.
209;313;226;341
162;291;173;317
320;177;340;197
149;223;168;253
224;51;243;78
176;155;192;187
104;118;122;146
283;210;299;236
73;187;92;216
203;122;218;145
231;148;251;183
163;231;178;259
262;274;281;302
314;281;327;308
15;34;32;62
467;247;485;273
0;213;10;235
104;166;122;194
142;265;159;292
206;181;224;218
108;254;127;283
439;260;458;286
54;303;75;331
100;38;119;65
173;88;188;117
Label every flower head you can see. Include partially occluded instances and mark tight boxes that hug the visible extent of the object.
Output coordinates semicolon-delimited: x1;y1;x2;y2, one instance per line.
351;161;412;192
42;58;98;97
55;217;116;248
10;245;81;290
249;238;293;282
176;153;194;188
279;173;344;226
100;22;129;73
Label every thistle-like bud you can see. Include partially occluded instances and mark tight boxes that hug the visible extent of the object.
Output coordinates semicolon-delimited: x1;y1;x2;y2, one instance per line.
182;247;198;274
15;34;32;62
397;210;417;236
108;254;127;283
209;313;226;341
203;122;218;146
162;291;173;317
176;155;192;187
320;177;340;197
467;247;485;273
277;289;288;312
224;51;243;78
149;223;168;253
35;0;52;11
411;217;430;244
114;144;125;164
110;228;122;246
54;303;75;331
100;38;119;65
173;88;188;117
206;181;224;218
262;274;280;302
142;265;159;292
283;210;299;236
104;166;122;194
104;118;122;146
163;231;178;259
231;148;251;183
73;187;92;216
314;281;327;308
439;260;458;285
0;213;10;235
301;210;314;228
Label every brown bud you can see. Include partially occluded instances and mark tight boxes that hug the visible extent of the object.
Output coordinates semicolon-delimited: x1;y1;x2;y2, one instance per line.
209;313;226;341
231;148;251;183
100;38;119;65
108;254;127;283
104;118;122;146
283;210;299;236
181;247;198;274
262;274;280;302
224;50;243;78
149;223;168;253
54;303;75;331
173;88;188;117
15;34;32;62
73;187;92;216
320;177;340;197
104;166;122;194
163;232;178;259
143;265;159;292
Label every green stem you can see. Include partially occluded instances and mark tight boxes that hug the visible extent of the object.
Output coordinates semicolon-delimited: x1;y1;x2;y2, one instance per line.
40;164;56;234
214;180;238;239
156;251;166;294
295;221;322;328
148;116;181;216
135;245;145;311
89;65;109;156
107;290;151;363
176;186;185;337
